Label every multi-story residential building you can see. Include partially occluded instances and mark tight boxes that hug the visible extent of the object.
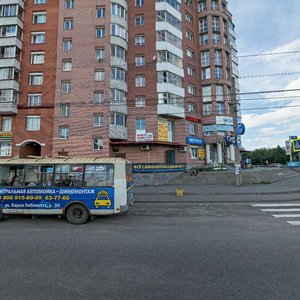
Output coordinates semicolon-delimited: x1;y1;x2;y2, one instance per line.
0;0;239;166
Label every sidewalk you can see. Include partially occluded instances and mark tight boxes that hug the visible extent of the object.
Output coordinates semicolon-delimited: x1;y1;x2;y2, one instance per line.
134;168;300;203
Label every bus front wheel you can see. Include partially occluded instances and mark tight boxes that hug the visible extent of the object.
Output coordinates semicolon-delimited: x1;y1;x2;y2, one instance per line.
66;204;89;225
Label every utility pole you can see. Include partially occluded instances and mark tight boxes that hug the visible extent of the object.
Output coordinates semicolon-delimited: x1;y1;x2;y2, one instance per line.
230;77;242;186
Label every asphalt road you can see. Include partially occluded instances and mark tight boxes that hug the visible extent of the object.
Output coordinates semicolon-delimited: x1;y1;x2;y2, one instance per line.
1;202;300;300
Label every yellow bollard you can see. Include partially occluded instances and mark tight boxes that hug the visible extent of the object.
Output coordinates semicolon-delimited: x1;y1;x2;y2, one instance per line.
176;188;184;197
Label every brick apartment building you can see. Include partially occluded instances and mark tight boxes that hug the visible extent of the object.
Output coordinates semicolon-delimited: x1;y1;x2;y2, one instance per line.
0;0;239;166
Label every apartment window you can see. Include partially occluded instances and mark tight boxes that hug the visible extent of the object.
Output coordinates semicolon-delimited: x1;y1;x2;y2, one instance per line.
64;0;74;9
200;34;208;45
212;16;220;32
62;59;72;71
2;117;12;132
168;120;174;142
157;50;183;68
211;0;218;10
26;116;40;131
28;94;42;106
190;147;198;159
95;47;105;60
199;17;208;33
135;15;144;26
216;85;224;101
214;50;222;65
185;13;193;24
186;48;195;59
158;71;183;88
94;69;105;81
217;102;225;114
212;33;221;44
64;18;73;30
34;0;48;3
156;30;182;49
201;51;210;67
188;103;196;113
202;86;212;102
111;45;127;60
93;138;103;150
203;103;212;115
189;123;197;135
96;6;105;18
135;96;145;107
96;27;105;38
61;81;71;93
110;67;126;82
111;3;127;20
94;90;105;104
158;93;181;105
201;67;211;80
135;0;144;7
110;24;127;40
0;46;17;59
32;12;46;24
135;35;145;46
156;11;181;30
198;1;207;12
63;39;72;51
59;126;69;139
185;30;194;41
110;89;127;103
93;114;104;127
215;67;223;79
0;90;16;103
30;52;44;64
0;67;15;80
110;112;126;126
60;104;70;116
0;142;11;156
135;55;145;66
29;73;43;85
31;32;45;44
187;65;196;77
187;84;196;95
185;0;192;7
136;118;146;133
135;75;145;87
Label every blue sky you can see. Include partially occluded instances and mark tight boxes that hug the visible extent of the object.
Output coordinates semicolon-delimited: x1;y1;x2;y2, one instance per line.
228;0;300;150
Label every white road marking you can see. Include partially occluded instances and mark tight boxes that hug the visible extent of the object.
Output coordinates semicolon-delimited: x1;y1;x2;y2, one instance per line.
261;208;300;212
272;214;300;218
287;221;300;225
252;203;300;207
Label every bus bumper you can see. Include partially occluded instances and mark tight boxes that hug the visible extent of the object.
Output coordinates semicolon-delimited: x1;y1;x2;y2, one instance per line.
120;198;134;213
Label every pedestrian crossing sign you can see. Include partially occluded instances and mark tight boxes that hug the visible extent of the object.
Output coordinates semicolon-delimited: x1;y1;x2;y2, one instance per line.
292;138;300;152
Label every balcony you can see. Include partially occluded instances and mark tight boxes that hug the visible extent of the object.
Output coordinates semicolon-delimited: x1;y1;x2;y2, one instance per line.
0;101;17;114
109;124;128;140
157;103;185;119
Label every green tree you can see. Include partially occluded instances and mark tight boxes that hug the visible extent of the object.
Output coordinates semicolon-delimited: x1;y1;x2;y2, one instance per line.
245;146;287;165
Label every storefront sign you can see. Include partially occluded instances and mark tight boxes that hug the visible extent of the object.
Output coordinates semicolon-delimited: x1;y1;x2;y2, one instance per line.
0;132;13;140
186;136;205;145
133;163;186;173
158;118;168;142
216;116;233;125
186;116;201;123
203;125;233;132
287;162;300;168
136;133;153;142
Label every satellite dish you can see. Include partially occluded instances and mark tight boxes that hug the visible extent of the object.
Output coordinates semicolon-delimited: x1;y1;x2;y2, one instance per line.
152;55;157;61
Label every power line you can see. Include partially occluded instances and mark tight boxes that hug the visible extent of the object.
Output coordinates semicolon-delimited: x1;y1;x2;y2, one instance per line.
241;104;300;111
238;50;300;58
240;71;300;79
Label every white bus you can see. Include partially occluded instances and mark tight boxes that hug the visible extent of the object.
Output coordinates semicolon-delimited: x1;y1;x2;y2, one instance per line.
0;157;134;224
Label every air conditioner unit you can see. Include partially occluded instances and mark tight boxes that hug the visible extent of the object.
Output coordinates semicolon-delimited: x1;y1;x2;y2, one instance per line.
179;146;187;153
141;144;150;151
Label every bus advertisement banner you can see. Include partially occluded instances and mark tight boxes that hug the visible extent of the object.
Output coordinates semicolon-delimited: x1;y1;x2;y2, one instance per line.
0;187;114;211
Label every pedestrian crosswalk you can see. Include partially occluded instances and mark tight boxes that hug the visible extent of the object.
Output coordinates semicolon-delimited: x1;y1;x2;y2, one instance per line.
252;203;300;226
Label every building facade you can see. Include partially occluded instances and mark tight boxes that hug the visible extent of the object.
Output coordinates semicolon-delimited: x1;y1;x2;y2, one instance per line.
0;0;239;166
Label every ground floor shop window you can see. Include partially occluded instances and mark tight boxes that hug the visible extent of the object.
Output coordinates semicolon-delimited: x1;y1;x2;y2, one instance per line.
190;147;198;159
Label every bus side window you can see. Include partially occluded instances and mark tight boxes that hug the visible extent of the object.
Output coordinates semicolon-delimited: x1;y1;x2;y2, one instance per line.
84;164;114;187
54;164;83;187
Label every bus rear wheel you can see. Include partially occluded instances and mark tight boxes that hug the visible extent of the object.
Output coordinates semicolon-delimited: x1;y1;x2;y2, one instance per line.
66;204;89;225
0;210;3;222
